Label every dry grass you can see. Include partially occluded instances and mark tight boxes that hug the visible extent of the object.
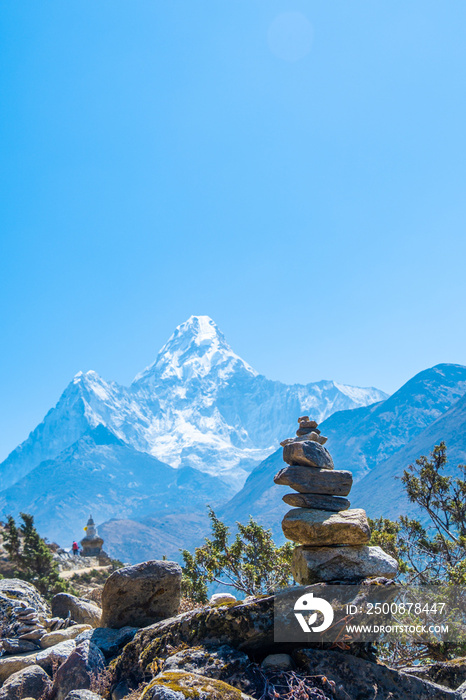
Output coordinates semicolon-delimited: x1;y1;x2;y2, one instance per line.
121;682;149;700
257;669;336;700
89;667;116;699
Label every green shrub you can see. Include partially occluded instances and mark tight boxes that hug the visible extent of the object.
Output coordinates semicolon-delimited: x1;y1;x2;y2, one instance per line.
181;507;294;603
2;513;69;599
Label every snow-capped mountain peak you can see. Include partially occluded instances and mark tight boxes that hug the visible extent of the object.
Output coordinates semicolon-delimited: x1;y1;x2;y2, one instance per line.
0;315;390;494
133;315;257;386
71;370;113;399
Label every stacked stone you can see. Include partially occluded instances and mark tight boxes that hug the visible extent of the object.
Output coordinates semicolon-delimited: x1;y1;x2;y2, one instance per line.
274;416;398;585
11;603;47;644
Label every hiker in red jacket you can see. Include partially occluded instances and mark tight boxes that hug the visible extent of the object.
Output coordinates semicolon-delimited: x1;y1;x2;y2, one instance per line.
72;541;79;556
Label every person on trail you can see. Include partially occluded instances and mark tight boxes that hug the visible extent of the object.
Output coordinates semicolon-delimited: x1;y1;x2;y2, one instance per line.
72;541;79;556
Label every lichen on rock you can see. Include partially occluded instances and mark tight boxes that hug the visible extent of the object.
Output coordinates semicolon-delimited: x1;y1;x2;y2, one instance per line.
142;671;252;700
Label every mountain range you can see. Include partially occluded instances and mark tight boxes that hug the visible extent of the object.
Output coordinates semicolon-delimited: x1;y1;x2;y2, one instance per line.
218;363;466;544
0;315;386;552
2;314;465;563
351;386;466;520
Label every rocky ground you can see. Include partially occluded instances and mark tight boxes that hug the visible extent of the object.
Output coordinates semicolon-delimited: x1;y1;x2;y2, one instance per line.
2;563;466;700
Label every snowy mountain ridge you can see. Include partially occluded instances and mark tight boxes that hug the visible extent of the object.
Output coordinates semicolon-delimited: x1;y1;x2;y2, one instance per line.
133;315;258;385
0;315;388;491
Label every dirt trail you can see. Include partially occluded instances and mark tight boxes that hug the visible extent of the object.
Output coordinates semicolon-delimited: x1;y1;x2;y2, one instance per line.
60;565;110;580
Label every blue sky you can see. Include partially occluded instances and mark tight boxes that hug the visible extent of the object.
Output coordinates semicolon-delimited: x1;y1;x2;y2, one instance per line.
1;1;466;461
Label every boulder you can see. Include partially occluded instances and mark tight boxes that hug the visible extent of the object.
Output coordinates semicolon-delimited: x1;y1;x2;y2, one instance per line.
282;508;371;546
114;596;275;684
40;625;92;649
0;665;52;700
36;639;76;675
51;641;105;700
283;441;334;470
0;579;47;613
292;544;399;584
282;492;350;511
458;680;466;698
162;644;260;696
0;653;37;683
274;466;352;496
100;560;182;629
52;594;101;627
141;671;255;700
293;648;460;700
74;626;138;659
209;594;236;605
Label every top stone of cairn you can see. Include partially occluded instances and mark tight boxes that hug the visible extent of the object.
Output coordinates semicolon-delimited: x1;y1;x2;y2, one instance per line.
281;418;334;470
281;416;328;446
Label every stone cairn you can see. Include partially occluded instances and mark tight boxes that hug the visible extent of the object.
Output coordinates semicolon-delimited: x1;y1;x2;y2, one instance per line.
274;416;398;585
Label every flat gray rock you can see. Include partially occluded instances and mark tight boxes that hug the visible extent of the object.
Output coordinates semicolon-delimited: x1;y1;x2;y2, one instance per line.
274;466;352;496
282;508;371;546
283;440;334;469
282;492;350;511
292;544;399;584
